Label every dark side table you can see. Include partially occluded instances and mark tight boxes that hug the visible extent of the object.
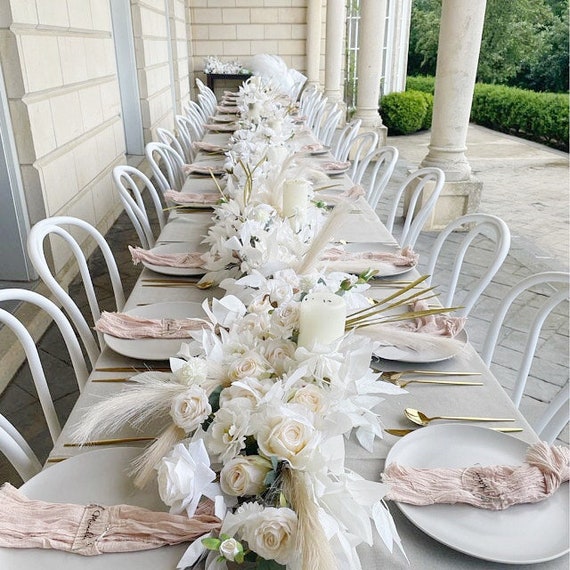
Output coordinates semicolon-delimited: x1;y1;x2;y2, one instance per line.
205;73;252;91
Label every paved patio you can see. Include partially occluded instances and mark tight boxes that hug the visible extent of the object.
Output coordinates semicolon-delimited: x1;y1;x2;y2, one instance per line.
0;124;568;485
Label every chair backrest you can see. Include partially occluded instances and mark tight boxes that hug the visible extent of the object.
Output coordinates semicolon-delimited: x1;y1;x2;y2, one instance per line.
185;100;207;136
197;91;216;119
333;118;363;161
156;127;187;163
0;413;42;481
481;271;569;421
533;383;569;445
424;213;511;317
0;289;90;442
175;115;197;162
306;96;328;133
385;167;445;249
27;216;125;360
112;165;167;249
195;77;217;109
355;145;399;210
316;103;343;146
145;141;186;193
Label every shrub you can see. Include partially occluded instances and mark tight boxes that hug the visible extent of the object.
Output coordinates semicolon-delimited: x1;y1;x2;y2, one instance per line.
380;91;427;135
418;91;434;130
406;75;435;94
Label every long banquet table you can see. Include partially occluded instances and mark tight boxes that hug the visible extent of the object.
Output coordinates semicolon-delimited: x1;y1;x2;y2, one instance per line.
5;122;568;570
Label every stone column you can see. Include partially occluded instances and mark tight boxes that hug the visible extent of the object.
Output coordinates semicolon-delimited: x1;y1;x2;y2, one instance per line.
419;0;487;229
324;0;345;105
353;0;388;145
306;0;322;87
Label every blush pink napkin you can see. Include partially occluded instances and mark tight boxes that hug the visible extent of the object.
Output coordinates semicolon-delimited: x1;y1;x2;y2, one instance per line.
129;246;206;268
300;143;327;153
164;190;220;205
0;483;220;556
95;311;209;339
192;141;228;154
383;442;569;510
182;163;226;176
215;105;239;114
203;123;237;133
321;160;351;172
321;245;418;266
395;298;466;337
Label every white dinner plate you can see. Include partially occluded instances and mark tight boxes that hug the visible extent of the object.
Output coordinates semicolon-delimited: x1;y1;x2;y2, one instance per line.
373;329;468;363
0;448;186;569
142;242;206;277
326;166;350;177
344;241;417;277
104;302;205;360
309;145;331;156
211;115;235;123
385;424;569;564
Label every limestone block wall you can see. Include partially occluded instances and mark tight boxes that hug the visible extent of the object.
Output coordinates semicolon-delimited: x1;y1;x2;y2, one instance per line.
0;0;125;274
131;0;192;143
188;0;316;87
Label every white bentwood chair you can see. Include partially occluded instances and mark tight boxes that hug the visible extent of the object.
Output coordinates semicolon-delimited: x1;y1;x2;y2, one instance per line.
424;213;511;317
480;271;569;443
0;289;89;443
353;145;399;210
385;167;445;249
332;119;362;161
156;127;188;163
145;141;186;193
27;216;126;360
112;165;167;249
0;413;42;481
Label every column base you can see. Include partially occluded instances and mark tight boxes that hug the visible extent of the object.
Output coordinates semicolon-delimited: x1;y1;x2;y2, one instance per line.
404;175;483;232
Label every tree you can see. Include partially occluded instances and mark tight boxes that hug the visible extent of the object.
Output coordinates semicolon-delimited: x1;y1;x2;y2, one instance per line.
407;0;569;92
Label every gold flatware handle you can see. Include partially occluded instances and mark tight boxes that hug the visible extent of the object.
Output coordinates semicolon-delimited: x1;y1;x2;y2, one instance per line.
142;283;198;288
407;370;482;376
434;416;515;422
92;378;134;383
396;379;483;387
64;436;156;447
95;366;170;372
386;427;523;437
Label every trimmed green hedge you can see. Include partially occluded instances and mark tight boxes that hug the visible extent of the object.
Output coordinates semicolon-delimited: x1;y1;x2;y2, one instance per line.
471;84;568;150
380;76;568;150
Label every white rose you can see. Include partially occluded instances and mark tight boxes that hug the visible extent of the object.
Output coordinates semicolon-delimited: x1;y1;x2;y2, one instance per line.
220;455;272;496
170;386;211;433
290;384;326;414
240;506;297;565
227;354;267;382
256;407;320;470
262;339;296;375
157;439;217;516
219;537;241;562
219;377;273;409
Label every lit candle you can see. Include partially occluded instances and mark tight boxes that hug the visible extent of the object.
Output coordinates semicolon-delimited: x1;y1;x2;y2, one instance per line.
297;291;346;349
282;178;310;218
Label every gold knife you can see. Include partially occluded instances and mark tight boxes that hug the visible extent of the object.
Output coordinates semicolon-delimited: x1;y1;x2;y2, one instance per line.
64;436;156;447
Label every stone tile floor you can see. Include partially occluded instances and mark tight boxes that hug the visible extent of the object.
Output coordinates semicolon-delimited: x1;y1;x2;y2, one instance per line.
0;126;568;485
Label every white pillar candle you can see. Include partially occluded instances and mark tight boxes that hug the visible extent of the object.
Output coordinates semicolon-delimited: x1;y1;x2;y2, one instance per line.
282;178;310;217
297;291;346;349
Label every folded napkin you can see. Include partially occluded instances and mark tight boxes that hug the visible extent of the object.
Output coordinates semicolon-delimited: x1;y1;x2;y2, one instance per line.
192;141;228;154
0;483;220;556
383;442;569;511
164;190;220;205
215;105;239;114
319;185;366;204
129;246;207;269
182;163;226;176
203;123;237;133
321;160;351;173
300;143;327;153
95;311;209;339
320;245;418;275
394;298;465;337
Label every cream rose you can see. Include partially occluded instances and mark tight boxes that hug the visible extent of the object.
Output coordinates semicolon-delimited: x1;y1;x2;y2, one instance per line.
170;386;211;433
219;537;241;562
256;408;320;469
240;506;297;565
227;354;266;382
290;384;326;414
173;357;208;386
220;455;272;497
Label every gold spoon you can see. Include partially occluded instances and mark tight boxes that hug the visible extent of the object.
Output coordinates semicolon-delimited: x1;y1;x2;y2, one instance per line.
383;370;482;381
404;407;515;426
386;427;523;437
